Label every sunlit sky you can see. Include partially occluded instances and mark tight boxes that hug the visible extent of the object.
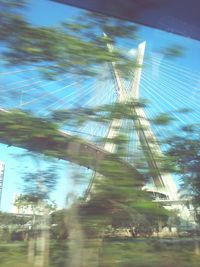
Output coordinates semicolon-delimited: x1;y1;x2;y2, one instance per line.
0;0;200;211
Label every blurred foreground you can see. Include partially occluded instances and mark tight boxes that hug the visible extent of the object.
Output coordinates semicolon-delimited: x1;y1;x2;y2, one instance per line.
0;236;200;267
0;207;200;267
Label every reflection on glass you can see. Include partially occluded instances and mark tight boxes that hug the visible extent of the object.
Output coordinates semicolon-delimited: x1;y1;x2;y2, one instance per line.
0;1;200;266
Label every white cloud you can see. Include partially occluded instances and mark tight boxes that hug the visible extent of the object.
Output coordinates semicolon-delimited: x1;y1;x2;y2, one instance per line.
128;48;137;58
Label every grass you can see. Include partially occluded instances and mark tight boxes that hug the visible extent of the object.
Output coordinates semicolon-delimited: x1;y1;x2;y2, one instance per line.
0;238;199;267
0;242;31;267
100;238;200;267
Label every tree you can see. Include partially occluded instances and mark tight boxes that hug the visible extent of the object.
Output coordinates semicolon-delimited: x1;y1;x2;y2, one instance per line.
22;166;58;200
165;125;200;225
0;1;183;80
0;101;170;234
50;209;69;240
53;101;169;238
0;211;30;241
0;0;138;80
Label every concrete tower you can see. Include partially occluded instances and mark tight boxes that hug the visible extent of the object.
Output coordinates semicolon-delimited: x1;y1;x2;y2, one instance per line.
0;161;5;209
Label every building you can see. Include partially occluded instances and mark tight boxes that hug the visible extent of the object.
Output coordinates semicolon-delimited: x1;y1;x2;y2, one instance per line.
0;161;5;209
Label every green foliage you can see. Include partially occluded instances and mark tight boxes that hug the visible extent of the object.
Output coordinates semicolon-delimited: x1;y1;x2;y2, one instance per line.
0;2;191;265
0;103;170;238
0;242;29;267
78;163;168;237
0;239;199;267
0;211;29;225
0;211;30;242
0;0;27;42
0;0;138;78
99;239;200;267
162;45;185;58
152;113;174;125
50;209;69;240
0;0;184;81
21;166;58;200
0;108;145;191
165;126;200;224
49;240;69;267
51;100;148;126
0;109;76;158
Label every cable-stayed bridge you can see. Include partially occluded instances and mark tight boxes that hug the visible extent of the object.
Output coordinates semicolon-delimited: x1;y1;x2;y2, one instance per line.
0;41;200;206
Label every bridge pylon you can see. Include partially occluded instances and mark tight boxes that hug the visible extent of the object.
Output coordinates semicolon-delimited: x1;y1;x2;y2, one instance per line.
86;40;179;203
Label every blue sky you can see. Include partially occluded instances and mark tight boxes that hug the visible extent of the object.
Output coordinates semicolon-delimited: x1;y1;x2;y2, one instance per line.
0;0;200;211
